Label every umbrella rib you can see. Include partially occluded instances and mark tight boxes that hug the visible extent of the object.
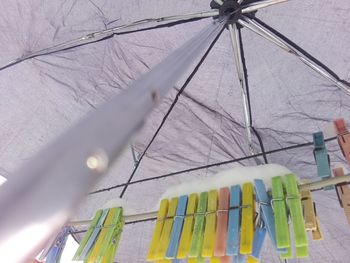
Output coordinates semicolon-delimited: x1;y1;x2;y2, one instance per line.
238;15;350;95
241;0;289;13
0;10;219;72
117;24;226;199
90;137;337;195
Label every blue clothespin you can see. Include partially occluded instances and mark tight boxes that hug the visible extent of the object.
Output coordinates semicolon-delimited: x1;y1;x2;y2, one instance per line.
46;227;71;263
251;227;266;260
227;185;241;256
254;179;285;254
313;132;333;189
233;254;245;263
166;195;188;259
78;208;109;260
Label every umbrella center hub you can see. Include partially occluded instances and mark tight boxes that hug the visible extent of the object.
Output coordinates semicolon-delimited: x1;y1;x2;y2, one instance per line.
216;1;242;24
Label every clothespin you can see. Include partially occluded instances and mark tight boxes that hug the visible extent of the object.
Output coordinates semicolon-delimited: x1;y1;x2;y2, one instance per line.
247;256;259;263
166;195;188;259
333;167;350;226
251;227;266;261
226;185;241;256
300;189;317;231
233;254;246;263
73;209;102;260
271;176;291;259
202;190;218;258
155;197;179;260
214;187;230;258
87;207;124;263
284;174;308;258
147;199;169;261
311;217;323;241
240;183;254;255
188;192;208;258
254;179;284;253
313;132;332;188
177;193;198;259
334;119;350;165
46;227;71;263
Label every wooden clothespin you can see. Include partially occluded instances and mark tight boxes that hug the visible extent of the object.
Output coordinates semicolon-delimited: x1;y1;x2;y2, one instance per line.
155;197;179;260
311;204;324;241
188;192;208;259
214;187;230;258
313;132;333;190
334;119;350;165
147;199;169;261
240;183;254;255
300;189;317;231
226;185;241;256
177;193;198;259
166;195;188;259
284;174;308;258
333;167;350;226
202;190;218;258
271;176;291;259
46;227;71;263
87;207;124;263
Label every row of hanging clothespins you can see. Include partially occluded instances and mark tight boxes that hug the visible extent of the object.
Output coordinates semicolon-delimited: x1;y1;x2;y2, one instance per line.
39;118;350;263
146;174;319;263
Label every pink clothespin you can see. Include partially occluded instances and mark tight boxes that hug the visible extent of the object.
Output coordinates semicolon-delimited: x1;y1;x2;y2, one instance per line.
214;188;230;258
333;167;350;226
334;119;350;165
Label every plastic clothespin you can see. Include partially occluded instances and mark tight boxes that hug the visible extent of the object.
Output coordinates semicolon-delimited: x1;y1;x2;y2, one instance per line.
87;207;124;263
226;185;241;256
300;189;317;231
46;227;71;263
254;179;285;253
240;183;254;255
202;190;218;258
177;193;198;259
334;119;350;165
155;197;179;260
233;254;246;263
166;195;188;259
251;227;266;261
271;176;291;259
214;187;230;258
284;174;308;258
147;199;169;261
333;167;350;226
247;255;259;263
73;209;102;260
313;132;332;188
188;192;208;259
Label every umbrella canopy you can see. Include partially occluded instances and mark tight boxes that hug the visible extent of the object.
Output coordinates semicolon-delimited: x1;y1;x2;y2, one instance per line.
0;0;350;262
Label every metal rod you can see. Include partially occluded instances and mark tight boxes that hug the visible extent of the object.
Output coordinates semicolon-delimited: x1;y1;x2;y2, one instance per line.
214;0;224;5
68;174;350;226
241;0;288;13
228;23;254;154
238;16;350;95
0;10;219;71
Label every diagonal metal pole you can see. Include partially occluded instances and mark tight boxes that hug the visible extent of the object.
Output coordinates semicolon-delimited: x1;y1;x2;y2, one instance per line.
228;23;256;155
241;0;288;13
238;16;350;95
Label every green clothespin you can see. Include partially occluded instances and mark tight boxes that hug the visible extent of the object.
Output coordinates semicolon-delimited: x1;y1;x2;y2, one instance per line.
283;174;308;258
188;192;208;259
271;176;292;259
87;207;124;263
73;210;103;260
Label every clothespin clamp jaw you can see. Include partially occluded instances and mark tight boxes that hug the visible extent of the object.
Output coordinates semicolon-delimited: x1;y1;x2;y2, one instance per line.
334;119;350;165
312;132;332;189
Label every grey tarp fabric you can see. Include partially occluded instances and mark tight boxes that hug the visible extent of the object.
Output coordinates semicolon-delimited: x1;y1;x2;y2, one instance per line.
0;0;350;262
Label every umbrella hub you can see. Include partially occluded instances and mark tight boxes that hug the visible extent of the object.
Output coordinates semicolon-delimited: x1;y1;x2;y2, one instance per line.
211;0;242;24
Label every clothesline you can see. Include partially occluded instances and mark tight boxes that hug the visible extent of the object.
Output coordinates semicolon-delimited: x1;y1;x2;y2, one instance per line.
69;173;350;229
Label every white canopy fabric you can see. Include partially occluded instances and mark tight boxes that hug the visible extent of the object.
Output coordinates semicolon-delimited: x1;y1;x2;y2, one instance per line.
1;0;350;262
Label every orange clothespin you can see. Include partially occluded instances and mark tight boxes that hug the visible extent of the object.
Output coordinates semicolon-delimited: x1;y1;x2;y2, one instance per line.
334;119;350;165
333;167;350;226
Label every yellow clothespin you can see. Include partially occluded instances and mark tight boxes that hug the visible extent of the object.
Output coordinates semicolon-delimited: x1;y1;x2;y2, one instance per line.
177;193;198;259
240;183;254;254
311;217;323;241
147;199;169;261
155;197;179;260
301;189;317;231
202;190;218;258
247;255;259;263
209;257;220;263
